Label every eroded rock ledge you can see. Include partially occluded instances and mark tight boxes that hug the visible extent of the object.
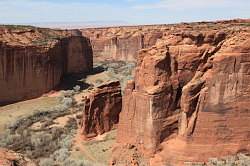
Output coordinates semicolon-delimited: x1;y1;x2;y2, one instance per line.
112;20;250;165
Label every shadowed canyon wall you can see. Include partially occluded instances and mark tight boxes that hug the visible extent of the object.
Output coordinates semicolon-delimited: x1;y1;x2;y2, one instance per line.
0;27;93;105
111;20;250;165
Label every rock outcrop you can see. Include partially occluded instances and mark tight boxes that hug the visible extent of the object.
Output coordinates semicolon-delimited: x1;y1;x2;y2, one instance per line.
113;20;250;165
81;20;250;62
81;81;122;138
0;148;36;166
0;26;93;105
81;26;164;61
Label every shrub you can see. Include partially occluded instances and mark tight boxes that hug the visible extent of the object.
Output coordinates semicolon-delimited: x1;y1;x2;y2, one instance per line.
39;158;54;166
73;85;81;93
53;148;70;162
30;132;53;148
62;90;75;98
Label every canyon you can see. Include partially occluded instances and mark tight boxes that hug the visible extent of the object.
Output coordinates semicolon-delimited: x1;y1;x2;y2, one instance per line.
0;19;250;166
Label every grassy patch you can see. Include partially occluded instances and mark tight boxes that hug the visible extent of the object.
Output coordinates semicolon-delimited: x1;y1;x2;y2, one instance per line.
236;22;250;27
86;60;136;90
0;89;92;165
71;130;116;165
0;97;60;133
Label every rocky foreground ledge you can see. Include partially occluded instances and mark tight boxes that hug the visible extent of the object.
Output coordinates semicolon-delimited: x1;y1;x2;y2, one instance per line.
0;148;36;166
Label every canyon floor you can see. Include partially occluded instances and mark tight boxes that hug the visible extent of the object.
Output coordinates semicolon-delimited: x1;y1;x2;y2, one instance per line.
0;60;135;166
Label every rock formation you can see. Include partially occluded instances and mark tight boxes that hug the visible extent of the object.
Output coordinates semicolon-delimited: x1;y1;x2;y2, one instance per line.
0;148;36;166
0;26;93;105
81;81;122;138
112;20;250;165
81;26;164;61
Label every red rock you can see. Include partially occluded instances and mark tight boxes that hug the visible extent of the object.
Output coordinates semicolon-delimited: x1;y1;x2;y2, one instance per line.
113;20;250;165
81;26;164;61
81;20;249;62
0;148;36;166
81;81;122;138
0;27;93;105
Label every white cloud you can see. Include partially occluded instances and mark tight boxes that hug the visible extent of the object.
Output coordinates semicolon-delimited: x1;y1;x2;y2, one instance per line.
133;0;250;10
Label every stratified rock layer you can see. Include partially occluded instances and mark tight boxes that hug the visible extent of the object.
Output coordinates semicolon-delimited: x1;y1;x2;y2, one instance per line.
0;27;93;105
81;81;122;138
81;26;164;61
113;20;250;165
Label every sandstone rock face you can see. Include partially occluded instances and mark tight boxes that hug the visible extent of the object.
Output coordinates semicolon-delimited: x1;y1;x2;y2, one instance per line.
81;81;122;138
0;27;93;105
81;26;164;61
64;36;93;74
114;20;250;165
0;148;36;166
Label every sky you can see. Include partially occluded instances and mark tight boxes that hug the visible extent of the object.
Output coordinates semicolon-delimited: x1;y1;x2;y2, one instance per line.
0;0;250;27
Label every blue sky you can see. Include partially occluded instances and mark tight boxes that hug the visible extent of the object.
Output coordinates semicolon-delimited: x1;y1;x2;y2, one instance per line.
0;0;249;25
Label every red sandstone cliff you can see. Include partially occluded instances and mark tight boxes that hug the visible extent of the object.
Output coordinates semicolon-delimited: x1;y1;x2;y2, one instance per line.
0;26;93;105
112;20;250;165
82;20;250;62
81;81;122;138
81;26;164;61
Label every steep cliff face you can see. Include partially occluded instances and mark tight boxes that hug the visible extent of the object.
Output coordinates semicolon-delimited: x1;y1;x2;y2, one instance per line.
0;26;93;105
81;26;164;61
113;20;250;165
65;36;93;73
81;81;122;138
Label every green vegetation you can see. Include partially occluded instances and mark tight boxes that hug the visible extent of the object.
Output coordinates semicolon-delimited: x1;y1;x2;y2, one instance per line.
87;60;136;90
246;23;250;26
185;153;250;166
72;130;116;165
0;60;136;165
32;29;62;46
0;97;60;132
0;88;95;165
0;24;36;30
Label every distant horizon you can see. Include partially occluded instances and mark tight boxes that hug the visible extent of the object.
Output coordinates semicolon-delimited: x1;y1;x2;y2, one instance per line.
0;0;250;28
1;17;250;29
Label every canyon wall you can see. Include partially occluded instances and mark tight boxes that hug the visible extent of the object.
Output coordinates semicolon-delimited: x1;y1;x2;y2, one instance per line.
81;26;165;61
0;27;93;105
112;20;250;165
